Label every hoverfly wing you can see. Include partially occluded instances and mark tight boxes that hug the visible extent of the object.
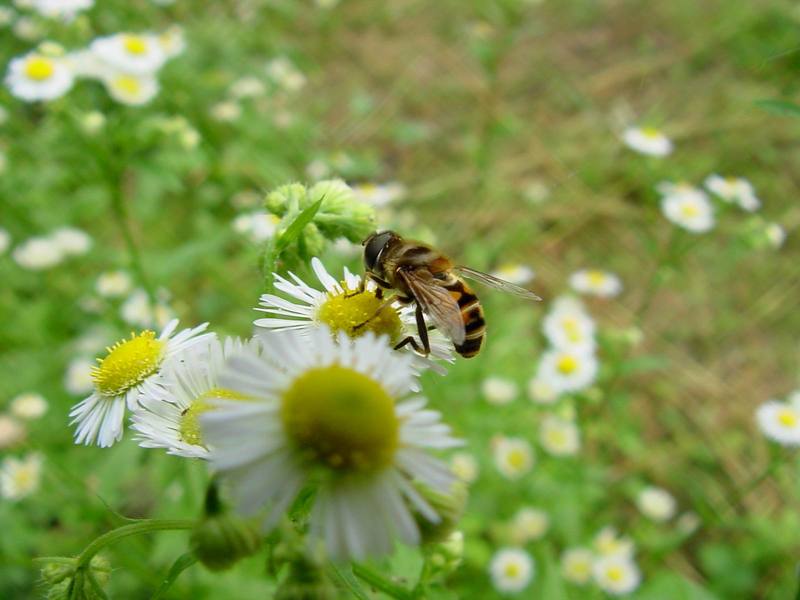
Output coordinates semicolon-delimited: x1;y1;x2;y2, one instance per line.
454;266;542;301
398;269;467;345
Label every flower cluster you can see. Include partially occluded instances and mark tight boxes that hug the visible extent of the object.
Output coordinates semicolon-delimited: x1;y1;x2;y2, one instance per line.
560;527;642;596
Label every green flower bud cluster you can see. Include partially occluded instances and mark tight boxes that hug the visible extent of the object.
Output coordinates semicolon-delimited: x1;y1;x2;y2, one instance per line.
39;555;111;600
426;530;465;581
415;481;468;545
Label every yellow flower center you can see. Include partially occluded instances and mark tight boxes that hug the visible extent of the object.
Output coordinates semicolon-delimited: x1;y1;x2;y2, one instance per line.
641;127;661;139
506;448;528;470
570;561;590;578
24;56;55;81
587;270;606;286
179;388;249;446
606;565;624;583
503;562;521;578
92;331;164;396
123;35;149;55
316;286;403;341
556;354;578;375
680;203;700;218
546;429;568;447
561;317;582;342
777;409;798;428
281;365;399;472
113;75;142;95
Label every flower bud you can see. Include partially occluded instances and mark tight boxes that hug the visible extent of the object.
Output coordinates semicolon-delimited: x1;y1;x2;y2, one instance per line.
426;530;464;580
275;558;336;600
415;482;468;545
191;513;262;571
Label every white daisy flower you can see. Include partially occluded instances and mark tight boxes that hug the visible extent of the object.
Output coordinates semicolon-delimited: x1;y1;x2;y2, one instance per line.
450;451;479;483
51;226;91;256
232;211;280;243
491;263;535;286
704;174;761;212
569;269;622;298
0;453;43;500
493;437;534;480
96;270;132;298
229;76;266;99
489;548;535;594
103;72;159;106
527;376;560;405
69;319;212;447
5;51;74;101
65;357;95;395
31;0;92;20
481;376;518;405
254;257;454;381
351;182;406;207
211;100;242;122
593;526;634;559
200;327;462;560
622;126;673;157
539;415;580;457
131;337;257;458
542;301;597;352
13;17;42;42
657;182;715;233
636;486;677;522
90;33;166;75
536;348;598;394
10;392;48;420
756;399;800;446
0;227;11;254
265;56;306;92
0;416;26;449
80;110;106;134
593;555;641;596
120;289;174;328
765;222;786;249
12;236;64;270
561;547;594;584
509;507;549;544
158;25;186;59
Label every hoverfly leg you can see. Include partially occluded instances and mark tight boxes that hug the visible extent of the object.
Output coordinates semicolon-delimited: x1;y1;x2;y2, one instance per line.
343;278;366;299
353;295;398;331
393;336;428;356
414;302;431;355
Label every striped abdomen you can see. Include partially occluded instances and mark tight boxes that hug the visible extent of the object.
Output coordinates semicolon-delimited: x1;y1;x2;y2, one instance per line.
445;276;485;358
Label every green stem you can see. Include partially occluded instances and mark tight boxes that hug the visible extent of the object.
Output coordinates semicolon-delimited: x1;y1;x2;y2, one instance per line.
352;563;413;600
76;519;195;569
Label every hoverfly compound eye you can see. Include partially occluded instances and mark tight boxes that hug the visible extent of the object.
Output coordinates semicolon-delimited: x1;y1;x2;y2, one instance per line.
363;231;392;272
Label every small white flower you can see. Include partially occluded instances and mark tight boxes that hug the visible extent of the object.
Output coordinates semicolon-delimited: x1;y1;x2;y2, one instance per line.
482;376;518;405
265;56;305;92
0;7;15;26
51;226;91;256
527;376;560;404
31;0;92;20
65;357;95;395
10;392;48;420
0;227;11;254
90;33;166;75
536;348;599;394
0;416;26;449
493;437;534;480
12;236;64;270
523;180;550;205
351;182;406;207
676;511;701;535
636;486;676;522
305;158;331;181
489;548;535;593
593;526;634;559
765;223;786;249
450;451;479;483
569;269;622;298
120;289;174;328
201;327;461;560
542;300;596;351
13;17;42;42
80;110;106;134
561;547;594;584
539;415;580;456
211;100;242;122
229;76;266;99
158;25;186;59
69;319;213;447
491;264;535;286
103;72;159;106
96;270;132;298
232;211;280;243
509;507;549;544
593;555;642;596
658;182;715;233
622;126;673;157
0;453;43;500
704;174;761;212
5;51;74;101
756;399;800;446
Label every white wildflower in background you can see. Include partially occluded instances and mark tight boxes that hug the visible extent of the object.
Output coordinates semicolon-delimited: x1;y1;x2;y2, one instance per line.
536;347;598;394
0;416;26;448
96;270;133;298
10;393;48;420
657;182;715;233
593;526;634;559
265;56;306;92
636;486;677;522
158;25;186;59
542;299;596;352
561;547;594;585
31;0;93;20
527;376;560;405
5;51;74;101
704;174;761;212
120;289;174;329
756;398;800;446
489;548;535;594
0;453;43;500
482;376;518;405
90;33;166;75
305;159;331;181
201;327;461;560
103;73;159;106
80;110;106;134
0;7;15;26
569;269;622;298
12;236;63;270
491;264;535;286
13;17;42;42
450;451;479;483
69;319;212;447
677;511;701;535
132;337;257;458
351;182;406;207
765;222;786;249
539;415;580;456
211;100;242;122
51;227;91;256
64;357;95;395
509;507;549;544
493;437;534;480
622;126;673;157
0;227;10;254
593;555;641;596
229;76;266;99
232;211;280;243
523;179;550;205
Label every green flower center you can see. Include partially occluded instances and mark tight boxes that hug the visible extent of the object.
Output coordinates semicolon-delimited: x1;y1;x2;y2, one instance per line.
281;365;399;472
92;331;164;396
316;286;402;341
179;388;249;446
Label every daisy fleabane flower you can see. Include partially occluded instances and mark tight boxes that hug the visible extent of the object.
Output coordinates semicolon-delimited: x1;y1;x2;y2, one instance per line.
31;0;93;20
489;548;535;593
201;327;462;561
622;126;673;157
254;257;453;381
131;336;258;458
90;33;167;75
657;182;715;233
704;174;761;212
69;319;213;448
569;269;622;298
593;555;642;596
5;51;74;101
756;396;800;446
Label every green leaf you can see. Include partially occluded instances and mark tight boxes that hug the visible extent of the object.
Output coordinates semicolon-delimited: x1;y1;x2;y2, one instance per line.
274;195;325;254
151;552;198;600
755;99;800;118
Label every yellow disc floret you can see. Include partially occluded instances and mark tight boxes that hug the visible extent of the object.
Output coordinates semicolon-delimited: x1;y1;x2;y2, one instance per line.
92;331;164;396
777;409;798;428
281;365;399;472
179;387;251;446
122;34;148;55
113;75;142;96
316;286;403;341
24;56;55;81
557;354;578;375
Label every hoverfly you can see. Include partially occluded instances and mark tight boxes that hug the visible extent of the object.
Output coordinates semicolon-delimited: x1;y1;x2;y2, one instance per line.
357;230;541;358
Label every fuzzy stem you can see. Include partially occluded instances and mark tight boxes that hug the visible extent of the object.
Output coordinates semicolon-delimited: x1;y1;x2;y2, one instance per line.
352;563;413;600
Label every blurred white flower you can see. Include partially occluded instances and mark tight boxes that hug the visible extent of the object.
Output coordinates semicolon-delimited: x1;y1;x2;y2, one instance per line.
593;555;641;596
756;399;800;446
450;451;479;483
80;110;106;134
210;100;242;122
103;73;159;106
658;182;715;233
51;226;91;256
561;547;594;584
765;222;786;249
13;236;64;270
0;227;10;254
0;416;26;448
536;348;598;394
482;376;518;405
230;190;260;209
306;158;331;180
676;511;701;535
491;264;535;286
232;211;280;243
229;76;266;99
90;33;166;75
121;288;174;328
636;486;677;522
5;51;74;101
65;357;95;395
265;56;306;92
509;507;549;544
158;25;186;58
539;415;580;456
96;270;133;298
13;17;43;41
0;7;15;26
542;300;596;351
493;437;534;480
704;174;761;212
351;182;406;207
622;126;673;157
0;453;43;500
31;0;92;20
593;526;634;559
569;269;622;298
522;180;550;205
489;548;535;593
10;392;48;420
527;376;560;404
